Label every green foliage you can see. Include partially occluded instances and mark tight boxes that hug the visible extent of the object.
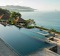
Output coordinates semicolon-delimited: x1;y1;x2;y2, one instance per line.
8;12;21;24
35;26;48;30
27;26;35;29
0;8;10;15
25;19;36;27
49;28;57;32
35;26;60;34
10;12;21;19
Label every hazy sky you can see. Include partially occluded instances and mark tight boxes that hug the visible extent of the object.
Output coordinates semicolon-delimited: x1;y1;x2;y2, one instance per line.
0;0;60;11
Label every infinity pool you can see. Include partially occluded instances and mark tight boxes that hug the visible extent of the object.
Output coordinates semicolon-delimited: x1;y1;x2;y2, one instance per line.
0;24;52;56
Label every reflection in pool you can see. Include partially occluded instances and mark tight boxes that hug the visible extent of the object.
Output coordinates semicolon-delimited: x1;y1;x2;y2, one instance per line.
0;24;52;56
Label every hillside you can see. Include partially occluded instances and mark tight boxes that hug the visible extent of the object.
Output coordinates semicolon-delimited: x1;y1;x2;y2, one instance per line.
0;5;35;12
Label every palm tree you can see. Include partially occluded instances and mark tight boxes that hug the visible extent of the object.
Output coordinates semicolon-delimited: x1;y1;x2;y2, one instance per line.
9;12;21;24
11;12;21;19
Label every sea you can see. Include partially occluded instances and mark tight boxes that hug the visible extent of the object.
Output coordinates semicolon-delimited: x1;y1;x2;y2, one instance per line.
20;11;60;32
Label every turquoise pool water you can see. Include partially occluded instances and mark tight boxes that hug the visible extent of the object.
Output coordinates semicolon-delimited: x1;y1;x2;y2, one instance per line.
0;24;52;56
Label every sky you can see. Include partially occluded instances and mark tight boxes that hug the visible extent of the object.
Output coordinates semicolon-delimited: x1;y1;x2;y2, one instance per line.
0;0;60;11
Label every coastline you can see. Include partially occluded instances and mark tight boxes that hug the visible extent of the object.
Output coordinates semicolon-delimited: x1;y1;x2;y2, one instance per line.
35;26;60;34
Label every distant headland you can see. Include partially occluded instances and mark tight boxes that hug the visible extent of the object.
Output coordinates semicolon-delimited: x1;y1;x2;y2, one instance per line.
0;5;36;12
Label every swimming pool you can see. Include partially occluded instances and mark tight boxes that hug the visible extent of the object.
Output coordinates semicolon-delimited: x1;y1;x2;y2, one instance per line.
0;24;52;56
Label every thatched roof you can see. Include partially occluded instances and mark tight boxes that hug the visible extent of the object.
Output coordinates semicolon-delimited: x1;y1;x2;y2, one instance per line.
0;8;10;20
18;18;25;23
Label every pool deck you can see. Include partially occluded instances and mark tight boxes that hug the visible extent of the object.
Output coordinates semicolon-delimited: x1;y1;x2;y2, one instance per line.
0;38;19;56
47;36;60;46
29;33;60;56
29;48;60;56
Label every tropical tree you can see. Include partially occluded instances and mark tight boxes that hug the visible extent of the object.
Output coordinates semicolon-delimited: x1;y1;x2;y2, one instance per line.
9;12;21;24
25;19;36;27
10;12;21;18
0;8;10;21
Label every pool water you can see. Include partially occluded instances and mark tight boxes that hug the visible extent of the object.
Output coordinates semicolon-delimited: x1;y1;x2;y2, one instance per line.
0;24;52;56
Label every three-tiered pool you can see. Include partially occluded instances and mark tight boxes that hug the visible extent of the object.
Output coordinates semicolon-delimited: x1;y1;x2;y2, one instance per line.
0;24;52;56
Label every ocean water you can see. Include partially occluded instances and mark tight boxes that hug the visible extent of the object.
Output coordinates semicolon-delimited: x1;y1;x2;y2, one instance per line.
0;24;52;56
20;11;60;32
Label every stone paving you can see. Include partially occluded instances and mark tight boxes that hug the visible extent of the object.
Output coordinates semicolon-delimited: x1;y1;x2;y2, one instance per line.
0;38;19;56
